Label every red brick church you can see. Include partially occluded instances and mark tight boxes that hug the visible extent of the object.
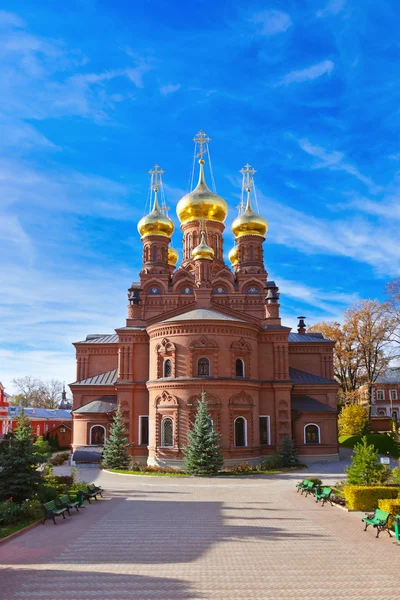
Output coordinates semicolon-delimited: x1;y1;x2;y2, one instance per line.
70;131;339;465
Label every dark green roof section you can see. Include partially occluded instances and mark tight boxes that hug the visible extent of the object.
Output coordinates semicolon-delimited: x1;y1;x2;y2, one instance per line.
291;395;336;413
290;367;337;385
71;369;118;386
73;395;117;413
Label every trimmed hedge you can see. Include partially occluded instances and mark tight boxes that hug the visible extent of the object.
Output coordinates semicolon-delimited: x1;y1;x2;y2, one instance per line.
377;499;400;530
343;485;399;510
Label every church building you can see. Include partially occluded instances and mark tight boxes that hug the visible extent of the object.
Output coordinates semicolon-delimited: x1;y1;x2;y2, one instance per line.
70;131;339;465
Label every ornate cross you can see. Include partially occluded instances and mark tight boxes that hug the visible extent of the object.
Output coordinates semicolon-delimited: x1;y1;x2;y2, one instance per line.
193;130;211;158
240;163;256;191
149;164;164;191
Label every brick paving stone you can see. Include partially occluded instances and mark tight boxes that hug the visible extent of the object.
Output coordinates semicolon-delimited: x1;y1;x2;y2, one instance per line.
1;465;400;599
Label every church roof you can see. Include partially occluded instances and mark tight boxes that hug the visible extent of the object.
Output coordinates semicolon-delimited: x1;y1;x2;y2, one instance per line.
289;367;337;385
71;369;118;386
75;334;119;344
291;395;336;413
162;308;245;323
73;395;117;413
7;407;72;420
288;332;332;343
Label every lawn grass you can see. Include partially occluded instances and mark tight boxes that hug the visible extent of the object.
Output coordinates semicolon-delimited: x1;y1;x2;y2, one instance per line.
109;466;305;477
108;469;188;476
339;433;400;458
0;518;40;540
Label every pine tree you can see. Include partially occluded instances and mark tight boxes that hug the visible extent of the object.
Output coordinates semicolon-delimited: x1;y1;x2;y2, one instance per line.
276;435;299;467
345;436;384;485
0;409;43;503
102;406;130;470
184;394;224;476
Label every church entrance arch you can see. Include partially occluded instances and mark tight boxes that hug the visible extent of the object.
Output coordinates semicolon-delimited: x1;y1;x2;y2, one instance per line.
90;425;106;445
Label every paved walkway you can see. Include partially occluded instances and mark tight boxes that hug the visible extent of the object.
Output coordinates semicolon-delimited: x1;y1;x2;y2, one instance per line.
1;461;400;600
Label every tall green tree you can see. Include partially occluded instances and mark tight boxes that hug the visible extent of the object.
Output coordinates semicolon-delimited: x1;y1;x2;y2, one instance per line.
345;436;386;485
184;394;224;476
102;406;130;470
0;409;43;503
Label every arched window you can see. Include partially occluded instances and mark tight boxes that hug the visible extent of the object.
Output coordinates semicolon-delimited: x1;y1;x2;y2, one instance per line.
235;358;244;377
161;418;173;447
152;245;157;262
164;359;172;378
249;246;253;261
392;410;398;421
234;417;247;447
304;424;320;444
378;409;386;416
36;425;40;437
90;425;106;445
198;357;210;376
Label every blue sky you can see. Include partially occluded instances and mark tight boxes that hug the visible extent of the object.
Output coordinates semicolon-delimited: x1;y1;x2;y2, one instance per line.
1;0;400;393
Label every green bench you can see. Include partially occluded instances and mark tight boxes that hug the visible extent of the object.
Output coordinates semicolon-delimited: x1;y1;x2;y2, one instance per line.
362;509;392;538
302;481;315;496
88;483;103;497
67;490;85;508
80;485;99;503
56;494;81;515
42;500;68;525
314;486;333;507
296;479;310;492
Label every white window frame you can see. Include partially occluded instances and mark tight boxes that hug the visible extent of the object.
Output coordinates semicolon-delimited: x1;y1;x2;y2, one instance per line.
36;425;40;437
234;416;247;448
138;415;149;446
390;389;398;401
376;389;385;401
259;415;271;446
161;417;174;448
392;410;398;420
89;424;106;445
378;409;386;416
163;359;172;378
304;423;321;444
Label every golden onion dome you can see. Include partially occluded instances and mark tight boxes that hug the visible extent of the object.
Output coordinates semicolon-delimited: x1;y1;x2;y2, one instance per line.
137;190;174;239
192;231;214;261
231;189;268;238
228;244;239;266
168;246;179;266
176;159;228;224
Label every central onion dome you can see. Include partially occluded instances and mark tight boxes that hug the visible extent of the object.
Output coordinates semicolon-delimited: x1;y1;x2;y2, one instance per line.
192;230;214;261
231;189;268;238
228;244;239;266
168;246;179;266
138;190;174;238
176;159;228;224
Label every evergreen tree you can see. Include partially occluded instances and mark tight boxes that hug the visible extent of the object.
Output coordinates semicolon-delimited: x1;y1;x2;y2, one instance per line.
102;406;130;470
33;436;52;463
345;436;386;485
0;410;43;502
276;435;299;467
184;394;224;476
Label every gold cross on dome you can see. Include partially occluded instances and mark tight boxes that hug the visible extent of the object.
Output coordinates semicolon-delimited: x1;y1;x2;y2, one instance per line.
193;130;211;158
149;164;164;191
240;163;256;191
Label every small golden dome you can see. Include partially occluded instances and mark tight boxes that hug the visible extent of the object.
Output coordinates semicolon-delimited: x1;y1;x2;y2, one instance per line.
176;160;228;224
168;246;179;266
138;190;174;239
231;190;268;238
192;231;214;261
228;245;239;266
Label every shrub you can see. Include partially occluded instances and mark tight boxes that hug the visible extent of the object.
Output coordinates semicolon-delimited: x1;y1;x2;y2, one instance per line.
276;436;299;467
33;436;52;462
345;436;388;485
338;404;368;436
0;500;25;526
343;485;398;510
37;485;58;503
377;499;400;529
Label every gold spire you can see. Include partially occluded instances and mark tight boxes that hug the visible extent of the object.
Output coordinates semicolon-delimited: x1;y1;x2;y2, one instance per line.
176;130;228;224
137;165;175;238
231;163;268;238
192;230;214;261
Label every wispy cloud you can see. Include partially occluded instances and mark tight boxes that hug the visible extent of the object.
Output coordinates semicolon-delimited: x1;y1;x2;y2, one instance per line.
160;83;181;96
249;10;292;36
275;277;359;313
317;0;346;18
277;60;334;86
297;138;380;192
0;10;25;28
